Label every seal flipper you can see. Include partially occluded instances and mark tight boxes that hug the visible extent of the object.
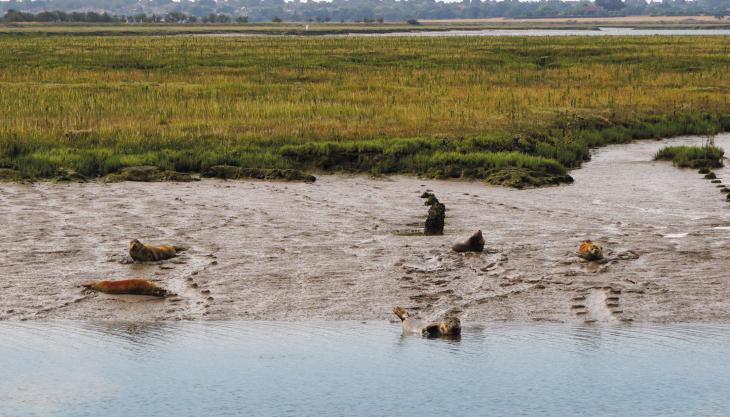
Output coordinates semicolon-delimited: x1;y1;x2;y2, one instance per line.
393;306;409;322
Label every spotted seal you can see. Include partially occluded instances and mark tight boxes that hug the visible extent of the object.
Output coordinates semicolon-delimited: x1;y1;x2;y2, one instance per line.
393;306;461;338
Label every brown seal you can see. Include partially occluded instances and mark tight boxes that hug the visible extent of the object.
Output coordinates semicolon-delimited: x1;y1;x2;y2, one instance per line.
452;230;485;253
422;317;462;338
578;240;603;261
129;239;183;262
393;306;461;338
424;202;445;235
82;279;168;297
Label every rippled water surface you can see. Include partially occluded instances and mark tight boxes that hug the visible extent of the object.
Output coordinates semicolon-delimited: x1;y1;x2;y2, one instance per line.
353;27;730;37
198;27;730;37
195;27;730;38
1;322;729;416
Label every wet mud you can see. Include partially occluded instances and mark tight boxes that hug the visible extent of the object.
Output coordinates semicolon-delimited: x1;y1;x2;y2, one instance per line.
1;134;729;323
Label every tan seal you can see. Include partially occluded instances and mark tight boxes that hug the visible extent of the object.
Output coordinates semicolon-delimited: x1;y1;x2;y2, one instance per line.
578;240;603;261
82;278;168;297
452;230;485;253
129;239;184;262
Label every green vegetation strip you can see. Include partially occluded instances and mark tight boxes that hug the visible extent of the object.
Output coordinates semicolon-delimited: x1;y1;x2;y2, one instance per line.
0;35;729;186
655;145;725;169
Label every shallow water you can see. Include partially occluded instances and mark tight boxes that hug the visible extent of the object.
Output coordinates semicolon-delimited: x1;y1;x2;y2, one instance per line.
1;321;729;416
351;27;730;37
1;134;729;322
197;27;730;37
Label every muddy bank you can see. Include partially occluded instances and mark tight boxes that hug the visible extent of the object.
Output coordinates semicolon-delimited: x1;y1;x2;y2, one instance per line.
1;134;729;323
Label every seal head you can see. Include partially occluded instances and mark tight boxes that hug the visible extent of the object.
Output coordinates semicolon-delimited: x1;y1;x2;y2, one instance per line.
129;239;179;262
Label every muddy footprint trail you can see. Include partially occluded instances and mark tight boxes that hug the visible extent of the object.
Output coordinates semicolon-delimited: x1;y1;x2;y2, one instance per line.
571;287;629;323
1;134;730;322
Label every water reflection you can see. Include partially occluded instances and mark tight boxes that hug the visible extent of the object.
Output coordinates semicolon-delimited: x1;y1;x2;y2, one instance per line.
200;28;730;38
1;322;729;417
82;321;175;351
362;28;730;37
570;325;605;355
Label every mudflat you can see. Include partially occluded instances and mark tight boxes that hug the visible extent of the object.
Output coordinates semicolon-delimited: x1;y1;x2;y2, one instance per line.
1;134;729;323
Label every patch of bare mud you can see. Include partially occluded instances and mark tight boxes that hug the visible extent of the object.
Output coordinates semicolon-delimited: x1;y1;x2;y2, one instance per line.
1;134;729;323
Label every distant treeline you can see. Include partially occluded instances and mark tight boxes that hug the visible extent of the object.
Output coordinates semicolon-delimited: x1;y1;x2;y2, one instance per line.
1;0;729;23
1;10;244;23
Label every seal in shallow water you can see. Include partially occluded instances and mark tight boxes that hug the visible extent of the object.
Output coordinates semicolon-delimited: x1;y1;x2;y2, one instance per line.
129;239;183;262
82;278;168;297
393;306;461;338
452;230;485;253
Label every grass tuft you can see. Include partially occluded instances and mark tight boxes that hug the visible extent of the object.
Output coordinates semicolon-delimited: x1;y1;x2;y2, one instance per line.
654;144;724;169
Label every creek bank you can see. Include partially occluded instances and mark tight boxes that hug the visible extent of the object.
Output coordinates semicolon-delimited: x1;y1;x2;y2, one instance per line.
0;168;21;182
104;166;197;183
0;165;318;184
201;165;316;182
2;134;730;322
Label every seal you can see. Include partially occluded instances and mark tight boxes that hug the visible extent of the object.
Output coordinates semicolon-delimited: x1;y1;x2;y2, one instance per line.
82;278;168;297
393;306;461;338
422;317;462;338
424;202;445;235
129;239;184;262
452;230;485;253
578;240;603;261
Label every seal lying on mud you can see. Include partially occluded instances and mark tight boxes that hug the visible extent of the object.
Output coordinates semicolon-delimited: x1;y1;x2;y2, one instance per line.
129;239;184;262
393;306;461;338
578;240;603;261
82;279;168;297
452;230;485;253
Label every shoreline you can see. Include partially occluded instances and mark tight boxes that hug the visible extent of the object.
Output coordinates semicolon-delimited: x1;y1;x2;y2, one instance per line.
2;26;730;37
2;19;730;37
2;134;729;323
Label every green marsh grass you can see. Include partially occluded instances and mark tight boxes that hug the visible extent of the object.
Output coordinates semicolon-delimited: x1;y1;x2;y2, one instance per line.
0;35;729;184
654;144;725;169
